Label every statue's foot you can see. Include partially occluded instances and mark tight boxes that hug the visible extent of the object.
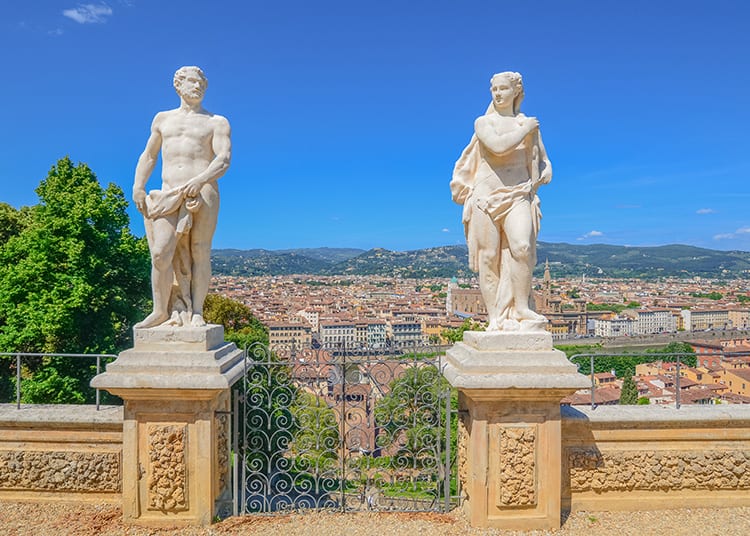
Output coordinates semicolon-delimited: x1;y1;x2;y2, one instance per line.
501;318;521;331
134;312;169;329
191;314;207;327
487;319;501;331
160;311;183;327
514;308;546;322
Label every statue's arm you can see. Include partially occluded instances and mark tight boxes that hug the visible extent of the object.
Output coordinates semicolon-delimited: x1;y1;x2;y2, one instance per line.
475;115;538;156
132;115;163;215
537;130;552;184
182;117;232;197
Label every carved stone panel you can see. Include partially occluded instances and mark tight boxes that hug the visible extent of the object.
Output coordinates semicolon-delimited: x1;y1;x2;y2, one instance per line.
216;412;230;493
0;450;120;492
498;426;537;507
147;424;188;511
457;414;468;500
569;448;750;493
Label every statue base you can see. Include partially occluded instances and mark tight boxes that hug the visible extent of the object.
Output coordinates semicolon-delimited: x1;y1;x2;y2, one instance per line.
444;330;588;530
91;325;244;526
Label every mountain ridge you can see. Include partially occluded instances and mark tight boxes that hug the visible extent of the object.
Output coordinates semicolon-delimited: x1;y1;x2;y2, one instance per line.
210;243;750;279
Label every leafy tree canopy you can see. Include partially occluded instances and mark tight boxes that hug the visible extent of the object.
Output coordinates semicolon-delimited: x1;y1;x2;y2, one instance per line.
0;157;150;354
442;318;485;343
619;375;638;405
374;365;456;464
563;342;696;379
202;293;268;347
0;202;30;245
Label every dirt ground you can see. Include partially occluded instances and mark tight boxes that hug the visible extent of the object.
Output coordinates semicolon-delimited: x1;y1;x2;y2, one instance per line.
1;501;750;536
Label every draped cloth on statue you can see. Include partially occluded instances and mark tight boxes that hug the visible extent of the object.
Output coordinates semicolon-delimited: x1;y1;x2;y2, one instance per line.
144;188;202;321
450;135;542;273
144;188;195;236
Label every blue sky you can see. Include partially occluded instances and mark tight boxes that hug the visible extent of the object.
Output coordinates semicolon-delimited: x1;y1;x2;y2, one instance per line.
2;1;749;252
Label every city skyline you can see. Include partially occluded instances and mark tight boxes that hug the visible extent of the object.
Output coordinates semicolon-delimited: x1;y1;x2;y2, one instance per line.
3;1;749;252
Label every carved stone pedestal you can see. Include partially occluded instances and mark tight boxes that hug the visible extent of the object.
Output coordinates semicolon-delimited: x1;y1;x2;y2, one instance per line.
443;330;588;530
91;325;244;526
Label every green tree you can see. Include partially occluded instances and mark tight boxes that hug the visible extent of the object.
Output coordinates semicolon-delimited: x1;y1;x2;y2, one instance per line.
290;392;339;470
0;157;150;403
587;303;625;313
203;293;268;347
620;375;638;405
563;342;696;379
374;365;455;466
442;318;485;343
648;342;697;368
0;203;30;245
691;291;723;300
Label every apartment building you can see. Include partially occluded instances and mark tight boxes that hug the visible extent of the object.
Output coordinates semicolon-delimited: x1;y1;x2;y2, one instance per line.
353;320;387;348
729;309;750;330
594;316;634;337
320;321;357;347
267;322;312;348
681;309;730;331
720;368;750;397
296;309;320;332
391;320;423;346
447;287;486;316
622;308;676;334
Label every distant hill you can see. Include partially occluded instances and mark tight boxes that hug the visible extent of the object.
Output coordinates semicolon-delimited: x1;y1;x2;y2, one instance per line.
537;243;750;278
326;245;472;278
211;248;364;276
211;243;750;279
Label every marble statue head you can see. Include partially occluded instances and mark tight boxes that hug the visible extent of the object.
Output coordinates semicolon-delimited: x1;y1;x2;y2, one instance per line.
490;71;524;115
173;66;208;103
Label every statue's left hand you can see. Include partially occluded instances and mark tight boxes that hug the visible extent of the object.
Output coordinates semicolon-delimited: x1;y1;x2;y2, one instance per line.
182;178;203;198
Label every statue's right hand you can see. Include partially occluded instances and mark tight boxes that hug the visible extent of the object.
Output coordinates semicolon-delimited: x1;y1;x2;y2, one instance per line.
524;116;539;133
133;188;147;215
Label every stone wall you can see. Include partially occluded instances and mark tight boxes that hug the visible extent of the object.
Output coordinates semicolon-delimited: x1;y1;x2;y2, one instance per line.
562;405;750;511
0;404;123;503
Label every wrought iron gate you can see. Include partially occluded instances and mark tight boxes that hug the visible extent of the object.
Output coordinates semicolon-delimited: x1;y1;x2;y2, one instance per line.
231;342;458;514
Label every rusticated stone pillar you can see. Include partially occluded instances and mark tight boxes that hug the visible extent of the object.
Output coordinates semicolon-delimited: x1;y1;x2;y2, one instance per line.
92;325;243;526
443;328;588;530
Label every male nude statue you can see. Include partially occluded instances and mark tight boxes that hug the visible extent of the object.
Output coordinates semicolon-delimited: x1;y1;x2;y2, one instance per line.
132;66;231;328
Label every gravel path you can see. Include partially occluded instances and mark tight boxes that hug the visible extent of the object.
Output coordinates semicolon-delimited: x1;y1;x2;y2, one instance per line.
1;502;749;536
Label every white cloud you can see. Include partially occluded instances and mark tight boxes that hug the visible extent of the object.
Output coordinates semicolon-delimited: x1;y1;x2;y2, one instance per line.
63;3;113;24
713;227;750;240
441;228;450;233
48;28;64;36
696;208;716;214
577;230;603;241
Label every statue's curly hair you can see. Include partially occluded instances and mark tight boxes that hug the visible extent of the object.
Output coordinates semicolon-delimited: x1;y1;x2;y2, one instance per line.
173;66;207;91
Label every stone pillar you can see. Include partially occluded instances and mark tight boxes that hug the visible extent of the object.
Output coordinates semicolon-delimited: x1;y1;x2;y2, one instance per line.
91;325;243;527
443;328;588;531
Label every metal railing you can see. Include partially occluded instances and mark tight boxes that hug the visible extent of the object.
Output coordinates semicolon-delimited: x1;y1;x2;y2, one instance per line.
231;341;459;516
568;351;738;410
0;352;117;410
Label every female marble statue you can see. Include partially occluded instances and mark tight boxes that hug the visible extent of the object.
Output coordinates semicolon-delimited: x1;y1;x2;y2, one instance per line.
450;72;552;331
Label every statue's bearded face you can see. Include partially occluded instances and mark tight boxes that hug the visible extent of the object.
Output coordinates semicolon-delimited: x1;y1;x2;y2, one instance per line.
175;70;207;102
490;76;516;108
